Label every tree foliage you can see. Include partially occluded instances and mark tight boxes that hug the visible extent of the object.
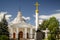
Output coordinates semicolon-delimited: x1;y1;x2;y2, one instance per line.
39;20;49;30
40;17;59;33
48;17;59;33
39;17;59;40
0;14;9;38
0;35;9;40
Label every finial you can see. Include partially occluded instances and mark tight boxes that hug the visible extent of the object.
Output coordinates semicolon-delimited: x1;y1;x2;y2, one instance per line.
35;2;40;10
34;2;40;13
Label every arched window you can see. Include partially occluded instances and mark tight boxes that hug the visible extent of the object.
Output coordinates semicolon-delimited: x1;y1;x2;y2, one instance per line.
13;33;16;39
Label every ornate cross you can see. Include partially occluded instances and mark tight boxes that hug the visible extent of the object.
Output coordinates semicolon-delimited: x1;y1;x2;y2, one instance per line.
35;2;40;10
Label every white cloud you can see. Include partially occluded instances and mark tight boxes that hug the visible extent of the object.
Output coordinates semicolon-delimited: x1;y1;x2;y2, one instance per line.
0;12;12;22
56;10;60;12
22;16;30;20
39;15;50;19
39;13;60;24
39;13;60;20
0;12;7;19
33;15;35;17
34;19;43;25
5;15;12;21
34;10;60;24
39;19;43;24
39;9;60;21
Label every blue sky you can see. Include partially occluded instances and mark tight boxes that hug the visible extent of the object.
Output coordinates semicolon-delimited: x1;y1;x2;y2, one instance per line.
0;0;60;25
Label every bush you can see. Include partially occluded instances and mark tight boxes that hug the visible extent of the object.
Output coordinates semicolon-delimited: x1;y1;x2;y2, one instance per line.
48;34;56;40
0;35;9;40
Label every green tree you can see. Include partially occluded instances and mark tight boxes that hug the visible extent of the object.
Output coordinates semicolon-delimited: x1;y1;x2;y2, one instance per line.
0;14;9;40
40;17;59;32
48;17;59;33
39;20;49;30
39;17;59;40
0;35;9;40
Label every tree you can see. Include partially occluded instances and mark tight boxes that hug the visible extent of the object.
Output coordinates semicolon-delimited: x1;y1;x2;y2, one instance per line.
0;35;9;40
40;17;59;32
39;20;49;30
48;17;59;33
39;17;59;40
0;14;9;39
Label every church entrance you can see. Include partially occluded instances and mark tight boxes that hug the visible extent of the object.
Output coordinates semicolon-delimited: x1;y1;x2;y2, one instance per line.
18;31;23;40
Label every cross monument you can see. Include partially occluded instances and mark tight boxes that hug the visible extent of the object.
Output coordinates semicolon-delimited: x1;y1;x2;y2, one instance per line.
42;28;50;38
35;2;40;31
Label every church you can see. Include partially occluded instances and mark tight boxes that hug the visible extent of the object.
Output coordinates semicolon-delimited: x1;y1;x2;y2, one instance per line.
0;2;40;40
8;11;36;40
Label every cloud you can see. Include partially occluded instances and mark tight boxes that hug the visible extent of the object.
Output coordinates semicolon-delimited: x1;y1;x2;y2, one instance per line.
5;15;12;21
34;10;60;24
34;19;43;25
39;19;43;24
39;13;60;24
22;16;30;20
11;16;30;24
39;9;60;21
0;12;12;22
39;15;50;19
39;13;60;20
0;12;7;19
56;10;60;12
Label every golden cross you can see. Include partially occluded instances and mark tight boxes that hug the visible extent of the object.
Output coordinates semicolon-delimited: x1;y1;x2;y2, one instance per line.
35;2;40;10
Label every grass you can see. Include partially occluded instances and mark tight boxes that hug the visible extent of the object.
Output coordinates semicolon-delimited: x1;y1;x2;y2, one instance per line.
43;38;48;40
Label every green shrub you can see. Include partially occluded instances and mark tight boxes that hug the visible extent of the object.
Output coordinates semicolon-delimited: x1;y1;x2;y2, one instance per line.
0;35;9;40
48;34;56;40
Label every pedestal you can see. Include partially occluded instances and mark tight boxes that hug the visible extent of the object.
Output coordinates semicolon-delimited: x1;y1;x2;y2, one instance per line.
36;29;43;40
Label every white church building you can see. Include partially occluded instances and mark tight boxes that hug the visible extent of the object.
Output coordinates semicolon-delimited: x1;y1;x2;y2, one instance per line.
8;11;36;40
0;2;40;40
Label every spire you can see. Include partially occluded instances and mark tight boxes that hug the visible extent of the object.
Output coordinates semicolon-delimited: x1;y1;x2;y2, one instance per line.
11;10;23;24
17;11;22;21
17;11;22;18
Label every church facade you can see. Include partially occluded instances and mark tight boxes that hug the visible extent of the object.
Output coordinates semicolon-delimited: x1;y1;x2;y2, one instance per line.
8;11;36;40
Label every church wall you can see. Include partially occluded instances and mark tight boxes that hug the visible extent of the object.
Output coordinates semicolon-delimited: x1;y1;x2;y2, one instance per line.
9;25;35;39
9;27;17;39
8;26;13;39
7;10;36;40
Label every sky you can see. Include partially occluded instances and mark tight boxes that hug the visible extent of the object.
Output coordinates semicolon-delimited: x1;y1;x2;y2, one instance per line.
0;0;60;25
